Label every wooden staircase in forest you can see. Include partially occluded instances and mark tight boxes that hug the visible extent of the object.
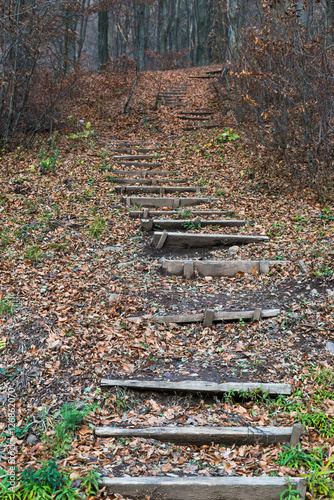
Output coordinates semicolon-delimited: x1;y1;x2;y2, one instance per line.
94;82;307;499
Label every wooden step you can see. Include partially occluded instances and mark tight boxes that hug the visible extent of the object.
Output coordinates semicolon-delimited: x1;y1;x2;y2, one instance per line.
141;219;246;231
110;178;184;185
122;197;219;208
113;161;162;168
188;75;217;79
177;111;214;116
112;155;161;160
184;123;219;130
115;186;205;195
152;231;269;248
101;476;306;500
165;102;188;107
205;68;223;74
162;259;289;278
110;148;159;154
95;424;302;445
129;210;233;218
114;170;178;176
177;116;212;121
150;307;280;325
100;378;291;395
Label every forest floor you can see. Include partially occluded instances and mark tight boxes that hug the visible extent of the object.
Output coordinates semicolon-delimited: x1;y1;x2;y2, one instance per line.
0;66;334;499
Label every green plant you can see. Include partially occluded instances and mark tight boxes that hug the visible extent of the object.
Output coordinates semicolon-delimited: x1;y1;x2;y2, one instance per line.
81;469;100;495
278;444;326;470
89;217;107;239
182;220;200;230
43;403;93;458
280;479;302;499
25;246;44;262
39;141;61;175
304;455;334;498
67;121;94;141
0;297;15;317
215;127;240;144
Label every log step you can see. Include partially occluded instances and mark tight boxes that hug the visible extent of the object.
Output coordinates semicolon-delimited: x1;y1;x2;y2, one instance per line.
184;123;219;130
110;148;159;154
141;219;246;231
115;186;206;194
112;155;161;160
188;75;217;79
152;231;269;248
100;476;306;500
129;209;233;218
95;424;302;446
150;308;280;325
177;116;212;121
114;170;178;176
205;68;224;74
165;103;188;107
100;378;291;395
177;111;214;116
110;178;184;185
122;197;219;208
162;259;289;278
113;161;162;168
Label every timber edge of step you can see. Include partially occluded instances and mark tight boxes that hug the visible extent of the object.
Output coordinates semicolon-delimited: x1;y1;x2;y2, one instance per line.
161;258;289;278
100;379;291;396
95;424;303;446
99;476;307;500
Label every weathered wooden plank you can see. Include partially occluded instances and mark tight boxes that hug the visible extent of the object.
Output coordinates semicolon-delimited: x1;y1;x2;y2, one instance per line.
112;155;160;160
141;219;246;231
161;259;288;277
122;198;219;208
129;210;233;218
152;232;269;248
101;476;306;500
165;102;188;107
113;161;162;168
95;424;300;445
184;123;219;130
152;308;280;324
177;111;214;116
114;170;177;176
188;75;217;79
177;116;212;121
100;378;291;395
205;68;224;74
116;186;205;194
111;178;184;185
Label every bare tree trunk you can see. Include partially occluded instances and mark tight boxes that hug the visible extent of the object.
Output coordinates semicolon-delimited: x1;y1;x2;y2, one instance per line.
98;10;109;70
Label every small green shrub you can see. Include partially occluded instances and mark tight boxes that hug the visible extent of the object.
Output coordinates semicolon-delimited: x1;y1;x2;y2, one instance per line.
0;297;15;317
25;246;44;262
39;141;61;175
89;217;107;239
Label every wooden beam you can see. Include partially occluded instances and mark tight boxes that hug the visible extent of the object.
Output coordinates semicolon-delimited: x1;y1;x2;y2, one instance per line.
111;178;184;185
100;378;291;395
95;424;301;445
101;476;306;500
152;232;269;248
161;259;289;278
115;186;205;194
122;198;219;208
152;308;280;324
141;219;246;231
113;161;162;168
113;170;177;176
112;155;161;160
129;210;233;218
177;111;214;116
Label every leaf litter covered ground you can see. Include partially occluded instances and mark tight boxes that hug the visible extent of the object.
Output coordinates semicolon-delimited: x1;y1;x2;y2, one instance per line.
0;66;334;498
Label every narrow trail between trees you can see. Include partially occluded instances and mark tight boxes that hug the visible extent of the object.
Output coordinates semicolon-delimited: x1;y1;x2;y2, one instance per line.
94;71;307;499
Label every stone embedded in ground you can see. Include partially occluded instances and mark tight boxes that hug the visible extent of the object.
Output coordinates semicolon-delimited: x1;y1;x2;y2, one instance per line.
27;434;38;446
228;245;240;254
326;341;334;355
108;294;120;302
326;289;334;296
